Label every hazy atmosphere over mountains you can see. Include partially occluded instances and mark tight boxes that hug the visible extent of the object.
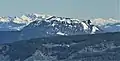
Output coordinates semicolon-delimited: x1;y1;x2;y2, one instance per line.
0;0;119;20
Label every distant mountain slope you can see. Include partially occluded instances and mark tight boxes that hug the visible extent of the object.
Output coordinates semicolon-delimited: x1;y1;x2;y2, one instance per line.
0;13;120;44
0;32;120;61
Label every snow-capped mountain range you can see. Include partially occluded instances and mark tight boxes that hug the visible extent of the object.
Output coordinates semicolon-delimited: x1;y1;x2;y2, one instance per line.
0;13;119;33
0;13;120;43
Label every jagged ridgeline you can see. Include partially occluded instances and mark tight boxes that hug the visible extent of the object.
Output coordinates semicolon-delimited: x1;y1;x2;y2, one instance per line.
0;13;120;43
0;32;120;61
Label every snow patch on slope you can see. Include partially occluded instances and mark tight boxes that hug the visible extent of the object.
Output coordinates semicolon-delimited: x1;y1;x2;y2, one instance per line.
56;32;66;35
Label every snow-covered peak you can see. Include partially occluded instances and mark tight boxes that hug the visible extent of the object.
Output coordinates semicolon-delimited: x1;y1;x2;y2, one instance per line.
13;17;23;24
0;17;10;22
13;15;33;24
21;15;32;23
91;18;120;26
21;15;31;20
33;13;45;18
33;13;52;19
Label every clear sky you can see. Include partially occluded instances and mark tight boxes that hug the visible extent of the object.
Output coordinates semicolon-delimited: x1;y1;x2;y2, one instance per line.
0;0;119;20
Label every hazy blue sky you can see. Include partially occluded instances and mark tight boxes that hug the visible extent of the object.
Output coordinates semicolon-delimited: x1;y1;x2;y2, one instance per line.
0;0;119;19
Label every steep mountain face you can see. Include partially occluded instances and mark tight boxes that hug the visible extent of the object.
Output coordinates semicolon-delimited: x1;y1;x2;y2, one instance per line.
0;13;119;44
